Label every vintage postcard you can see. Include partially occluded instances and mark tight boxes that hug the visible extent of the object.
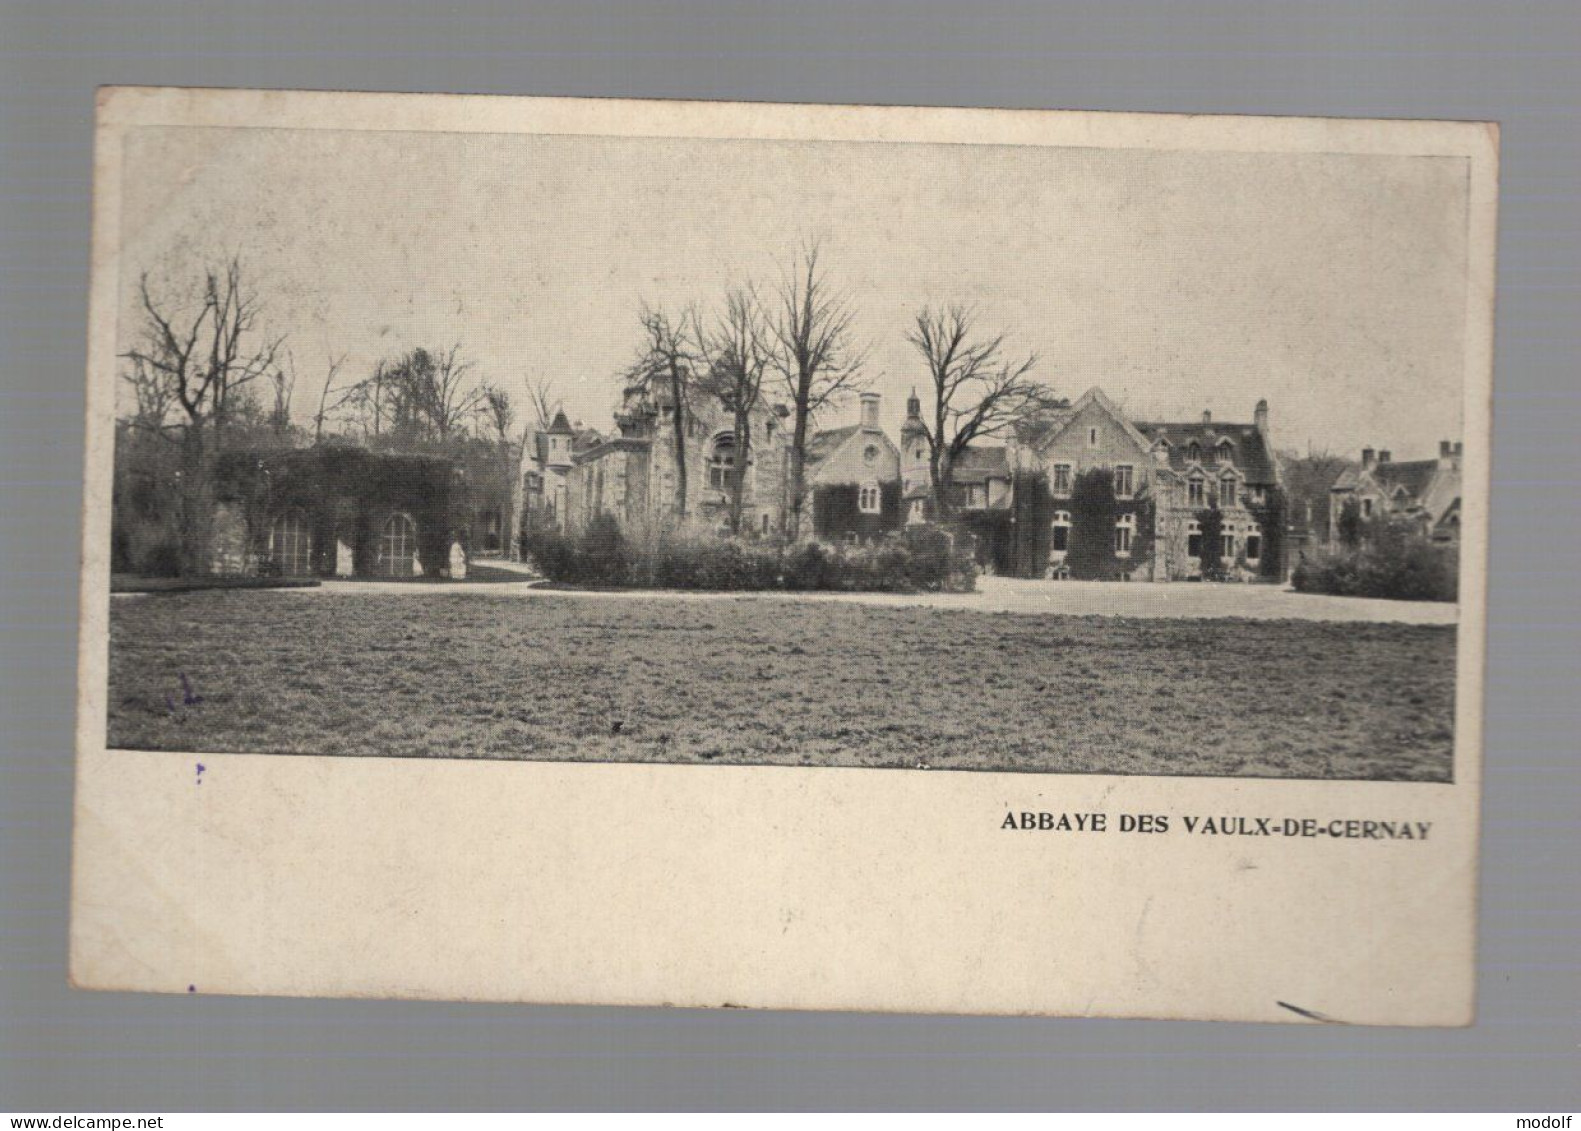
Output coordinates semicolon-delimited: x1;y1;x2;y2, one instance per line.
72;88;1496;1023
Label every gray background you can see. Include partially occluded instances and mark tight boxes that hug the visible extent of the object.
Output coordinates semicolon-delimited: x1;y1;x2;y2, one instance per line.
2;0;1577;1112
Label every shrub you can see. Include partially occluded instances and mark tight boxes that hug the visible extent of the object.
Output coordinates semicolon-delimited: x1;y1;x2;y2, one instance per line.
524;512;632;587
139;537;184;578
1292;519;1457;602
528;518;974;594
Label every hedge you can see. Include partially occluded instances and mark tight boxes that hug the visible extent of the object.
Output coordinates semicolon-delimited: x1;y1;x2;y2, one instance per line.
523;518;975;593
1291;518;1457;602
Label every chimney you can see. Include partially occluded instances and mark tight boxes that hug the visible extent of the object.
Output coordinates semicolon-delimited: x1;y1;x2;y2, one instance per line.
1378;450;1392;464
1440;440;1452;458
1202;409;1212;426
1361;447;1376;470
860;391;881;431
1254;399;1269;435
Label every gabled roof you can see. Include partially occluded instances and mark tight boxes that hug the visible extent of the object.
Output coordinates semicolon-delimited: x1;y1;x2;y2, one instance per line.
1372;459;1439;500
949;445;1011;484
1133;420;1279;485
1030;387;1154;457
804;424;862;467
1333;458;1438;498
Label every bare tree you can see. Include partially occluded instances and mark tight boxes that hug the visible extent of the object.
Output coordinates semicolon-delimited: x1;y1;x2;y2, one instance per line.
696;285;772;534
525;375;560;432
121;257;285;574
766;243;869;539
622;303;700;522
483;384;514;444
350;344;485;445
118;354;180;440
308;353;350;444
906;303;1051;520
268;355;298;439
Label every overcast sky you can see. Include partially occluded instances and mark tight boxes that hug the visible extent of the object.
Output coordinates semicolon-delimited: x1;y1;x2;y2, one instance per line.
117;125;1470;460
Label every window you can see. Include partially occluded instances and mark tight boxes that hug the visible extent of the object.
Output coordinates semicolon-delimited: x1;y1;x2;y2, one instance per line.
268;510;313;576
1361;497;1374;518
1245;522;1262;563
1247;486;1266;506
1216;440;1234;464
378;512;418;578
1088;426;1099;448
858;482;882;514
1052;463;1073;497
1115;513;1136;557
964;483;986;509
1220;524;1237;563
707;434;736;490
1113;464;1135;499
1187;476;1205;506
481;508;501;554
761;512;772;535
765;417;775;440
1186;519;1202;560
914;446;927;462
1219;474;1237;509
1187;441;1201;463
1051;511;1071;554
863;444;879;466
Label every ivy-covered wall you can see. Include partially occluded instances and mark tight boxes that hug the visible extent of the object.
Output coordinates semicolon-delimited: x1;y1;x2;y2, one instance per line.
1062;467;1155;580
214;446;465;578
1247;487;1286;580
811;480;904;541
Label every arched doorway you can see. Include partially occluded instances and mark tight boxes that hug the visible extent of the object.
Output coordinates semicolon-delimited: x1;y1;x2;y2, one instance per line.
378;512;418;578
268;510;313;577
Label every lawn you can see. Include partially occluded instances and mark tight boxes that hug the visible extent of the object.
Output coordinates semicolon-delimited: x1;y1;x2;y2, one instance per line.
106;591;1458;780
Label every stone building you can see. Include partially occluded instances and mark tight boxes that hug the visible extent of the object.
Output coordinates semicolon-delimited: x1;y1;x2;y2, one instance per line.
1014;386;1287;581
525;386;904;542
1328;441;1462;544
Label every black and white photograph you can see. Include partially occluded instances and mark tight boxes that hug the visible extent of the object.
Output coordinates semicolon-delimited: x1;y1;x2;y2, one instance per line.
103;101;1474;782
67;89;1495;1024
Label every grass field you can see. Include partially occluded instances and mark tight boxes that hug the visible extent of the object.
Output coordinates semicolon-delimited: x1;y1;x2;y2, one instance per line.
106;591;1457;780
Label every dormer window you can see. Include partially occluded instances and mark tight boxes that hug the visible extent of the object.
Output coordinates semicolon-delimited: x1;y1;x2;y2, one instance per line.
1187;441;1201;463
1216;439;1234;464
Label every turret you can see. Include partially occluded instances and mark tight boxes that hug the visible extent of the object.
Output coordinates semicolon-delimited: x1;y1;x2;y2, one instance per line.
546;408;574;471
900;387;931;492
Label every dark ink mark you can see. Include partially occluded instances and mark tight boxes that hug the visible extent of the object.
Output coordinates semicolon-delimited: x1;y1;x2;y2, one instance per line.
187;984;196;993
164;674;204;722
195;762;206;786
610;720;624;735
1277;1000;1339;1023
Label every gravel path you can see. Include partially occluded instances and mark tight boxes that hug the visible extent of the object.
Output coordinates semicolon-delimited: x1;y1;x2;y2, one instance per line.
259;572;1458;625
